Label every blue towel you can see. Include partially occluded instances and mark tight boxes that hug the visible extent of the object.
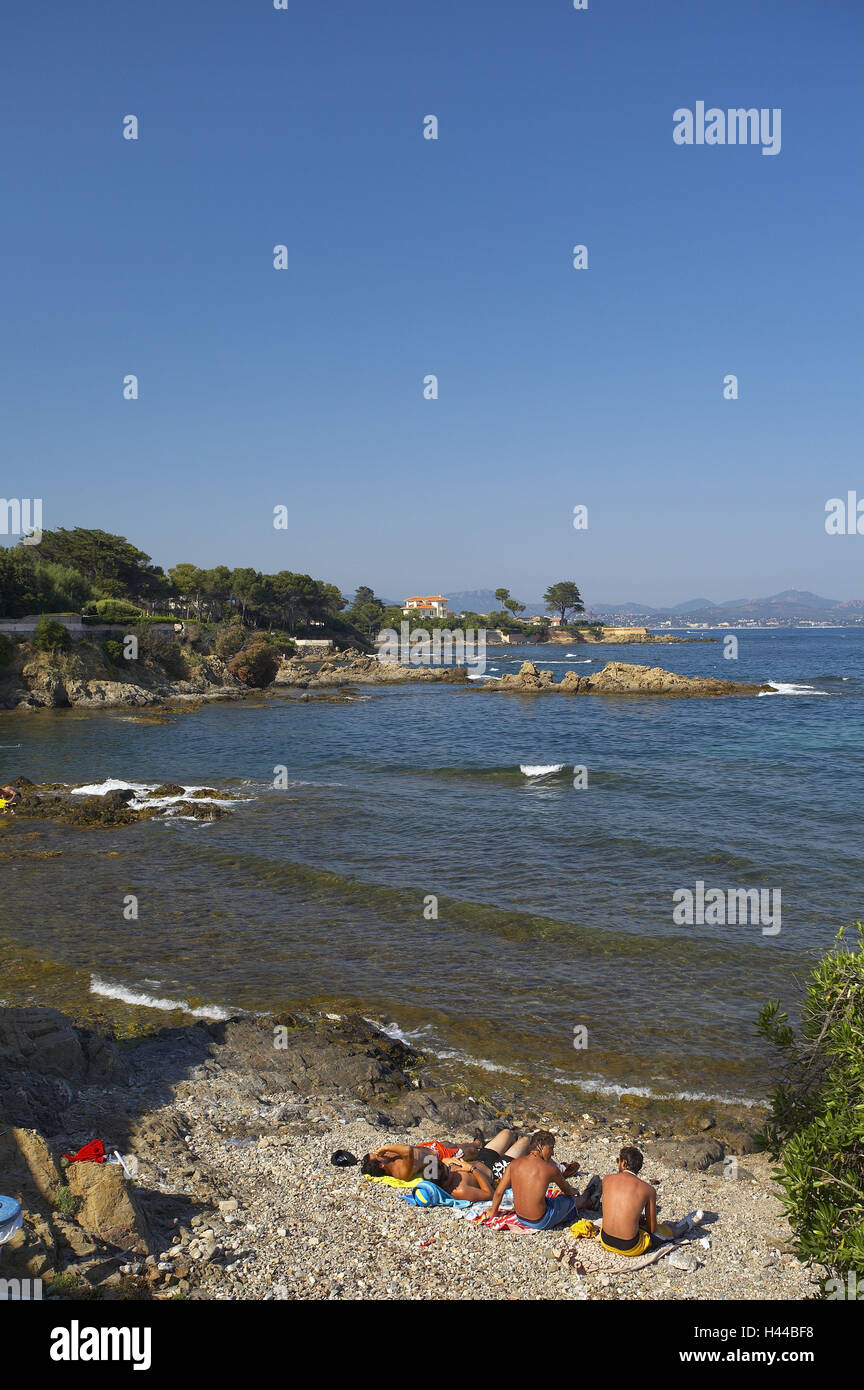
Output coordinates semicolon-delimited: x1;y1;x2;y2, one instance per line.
395;1181;473;1209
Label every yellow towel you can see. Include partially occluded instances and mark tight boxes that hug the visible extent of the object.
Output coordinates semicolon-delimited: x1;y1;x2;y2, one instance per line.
362;1173;423;1189
569;1218;598;1239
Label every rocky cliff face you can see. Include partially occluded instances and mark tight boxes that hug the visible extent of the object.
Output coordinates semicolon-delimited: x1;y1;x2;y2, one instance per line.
1;647;246;710
493;661;774;697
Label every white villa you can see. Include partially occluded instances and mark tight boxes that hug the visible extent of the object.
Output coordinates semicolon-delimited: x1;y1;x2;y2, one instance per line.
401;595;451;619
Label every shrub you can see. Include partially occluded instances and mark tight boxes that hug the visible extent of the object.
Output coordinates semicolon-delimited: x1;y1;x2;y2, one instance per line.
32;614;72;653
214;619;247;661
227;639;280;687
91;598;143;622
0;632;12;667
102;638;126;667
53;1186;79;1218
758;924;864;1282
130;623;187;680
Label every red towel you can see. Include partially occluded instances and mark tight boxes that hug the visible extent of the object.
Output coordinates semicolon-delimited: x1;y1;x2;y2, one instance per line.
61;1139;106;1165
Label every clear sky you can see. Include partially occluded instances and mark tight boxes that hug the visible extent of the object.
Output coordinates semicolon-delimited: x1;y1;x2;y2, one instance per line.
3;0;862;606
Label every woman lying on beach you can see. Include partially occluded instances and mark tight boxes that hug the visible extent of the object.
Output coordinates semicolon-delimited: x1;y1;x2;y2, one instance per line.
362;1129;535;1200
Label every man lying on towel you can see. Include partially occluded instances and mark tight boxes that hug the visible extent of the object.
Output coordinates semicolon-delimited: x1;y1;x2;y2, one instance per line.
599;1146;661;1255
361;1132;484;1183
486;1130;587;1230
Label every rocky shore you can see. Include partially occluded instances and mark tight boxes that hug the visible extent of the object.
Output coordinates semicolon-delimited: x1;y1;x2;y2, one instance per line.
3;779;241;827
0;1006;820;1302
489;662;775;697
549;626;708;645
0;641;777;710
0;647;247;711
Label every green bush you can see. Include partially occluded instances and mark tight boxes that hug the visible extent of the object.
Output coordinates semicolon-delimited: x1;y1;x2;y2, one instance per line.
130;623;187;680
227;639;280;687
758;924;864;1282
33;614;72;653
0;632;13;667
90;598;143;622
102;638;126;667
214;619;247;660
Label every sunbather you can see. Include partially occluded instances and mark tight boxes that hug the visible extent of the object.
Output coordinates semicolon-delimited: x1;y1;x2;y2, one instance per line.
362;1131;485;1183
362;1128;532;1201
599;1145;661;1256
487;1130;586;1230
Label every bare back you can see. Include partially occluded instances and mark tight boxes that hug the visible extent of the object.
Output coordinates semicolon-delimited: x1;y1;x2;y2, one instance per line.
508;1153;561;1222
601;1170;656;1239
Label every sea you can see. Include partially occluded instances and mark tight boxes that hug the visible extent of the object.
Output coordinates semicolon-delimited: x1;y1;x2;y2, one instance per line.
2;630;862;1114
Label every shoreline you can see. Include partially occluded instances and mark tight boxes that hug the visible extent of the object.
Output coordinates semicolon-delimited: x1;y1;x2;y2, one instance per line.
0;1003;818;1302
1;648;775;712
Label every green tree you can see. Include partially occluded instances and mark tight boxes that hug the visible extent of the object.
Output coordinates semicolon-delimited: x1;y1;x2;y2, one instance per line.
0;632;13;666
169;564;207;619
758;925;864;1282
544;581;585;624
494;588;510;610
32;614;71;653
32;528;162;599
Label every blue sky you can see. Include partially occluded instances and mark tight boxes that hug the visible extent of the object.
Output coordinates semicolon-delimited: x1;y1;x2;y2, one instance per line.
3;0;862;606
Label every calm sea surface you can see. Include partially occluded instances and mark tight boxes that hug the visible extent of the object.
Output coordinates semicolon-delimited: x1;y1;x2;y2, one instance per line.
3;631;862;1108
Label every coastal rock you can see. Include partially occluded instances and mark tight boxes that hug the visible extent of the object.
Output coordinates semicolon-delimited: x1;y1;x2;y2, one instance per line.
0;1007;90;1084
66;1162;151;1253
646;1137;725;1170
384;1087;497;1134
493;661;772;698
0;1125;63;1210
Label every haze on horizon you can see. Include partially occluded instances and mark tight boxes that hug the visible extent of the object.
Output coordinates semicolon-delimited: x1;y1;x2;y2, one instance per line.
4;0;862;609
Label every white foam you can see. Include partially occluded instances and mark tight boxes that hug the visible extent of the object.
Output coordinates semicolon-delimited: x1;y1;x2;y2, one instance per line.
520;763;566;776
366;1021;763;1108
90;974;232;1021
68;778;247;810
758;682;830;697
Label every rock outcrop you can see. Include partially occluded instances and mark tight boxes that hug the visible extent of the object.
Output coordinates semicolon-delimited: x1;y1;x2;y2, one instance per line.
274;650;466;688
492;661;773;697
6;779;235;827
1;648;247;710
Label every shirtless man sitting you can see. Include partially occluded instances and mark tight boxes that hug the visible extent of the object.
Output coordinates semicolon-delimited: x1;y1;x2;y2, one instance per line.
487;1130;585;1230
599;1146;661;1256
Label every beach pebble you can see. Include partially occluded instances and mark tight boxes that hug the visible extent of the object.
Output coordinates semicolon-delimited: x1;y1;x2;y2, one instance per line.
669;1249;700;1272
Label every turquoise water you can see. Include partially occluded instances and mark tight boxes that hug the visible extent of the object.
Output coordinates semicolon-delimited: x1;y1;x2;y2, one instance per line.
2;631;862;1106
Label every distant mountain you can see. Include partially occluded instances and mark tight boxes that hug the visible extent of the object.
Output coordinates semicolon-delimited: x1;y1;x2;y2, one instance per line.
670;598;717;613
434;588;863;625
754;590;841;609
445;589;548;612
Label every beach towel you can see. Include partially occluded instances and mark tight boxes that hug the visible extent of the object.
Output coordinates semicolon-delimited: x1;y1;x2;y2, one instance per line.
363;1173;423;1190
395;1181;473;1209
474;1209;536;1232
